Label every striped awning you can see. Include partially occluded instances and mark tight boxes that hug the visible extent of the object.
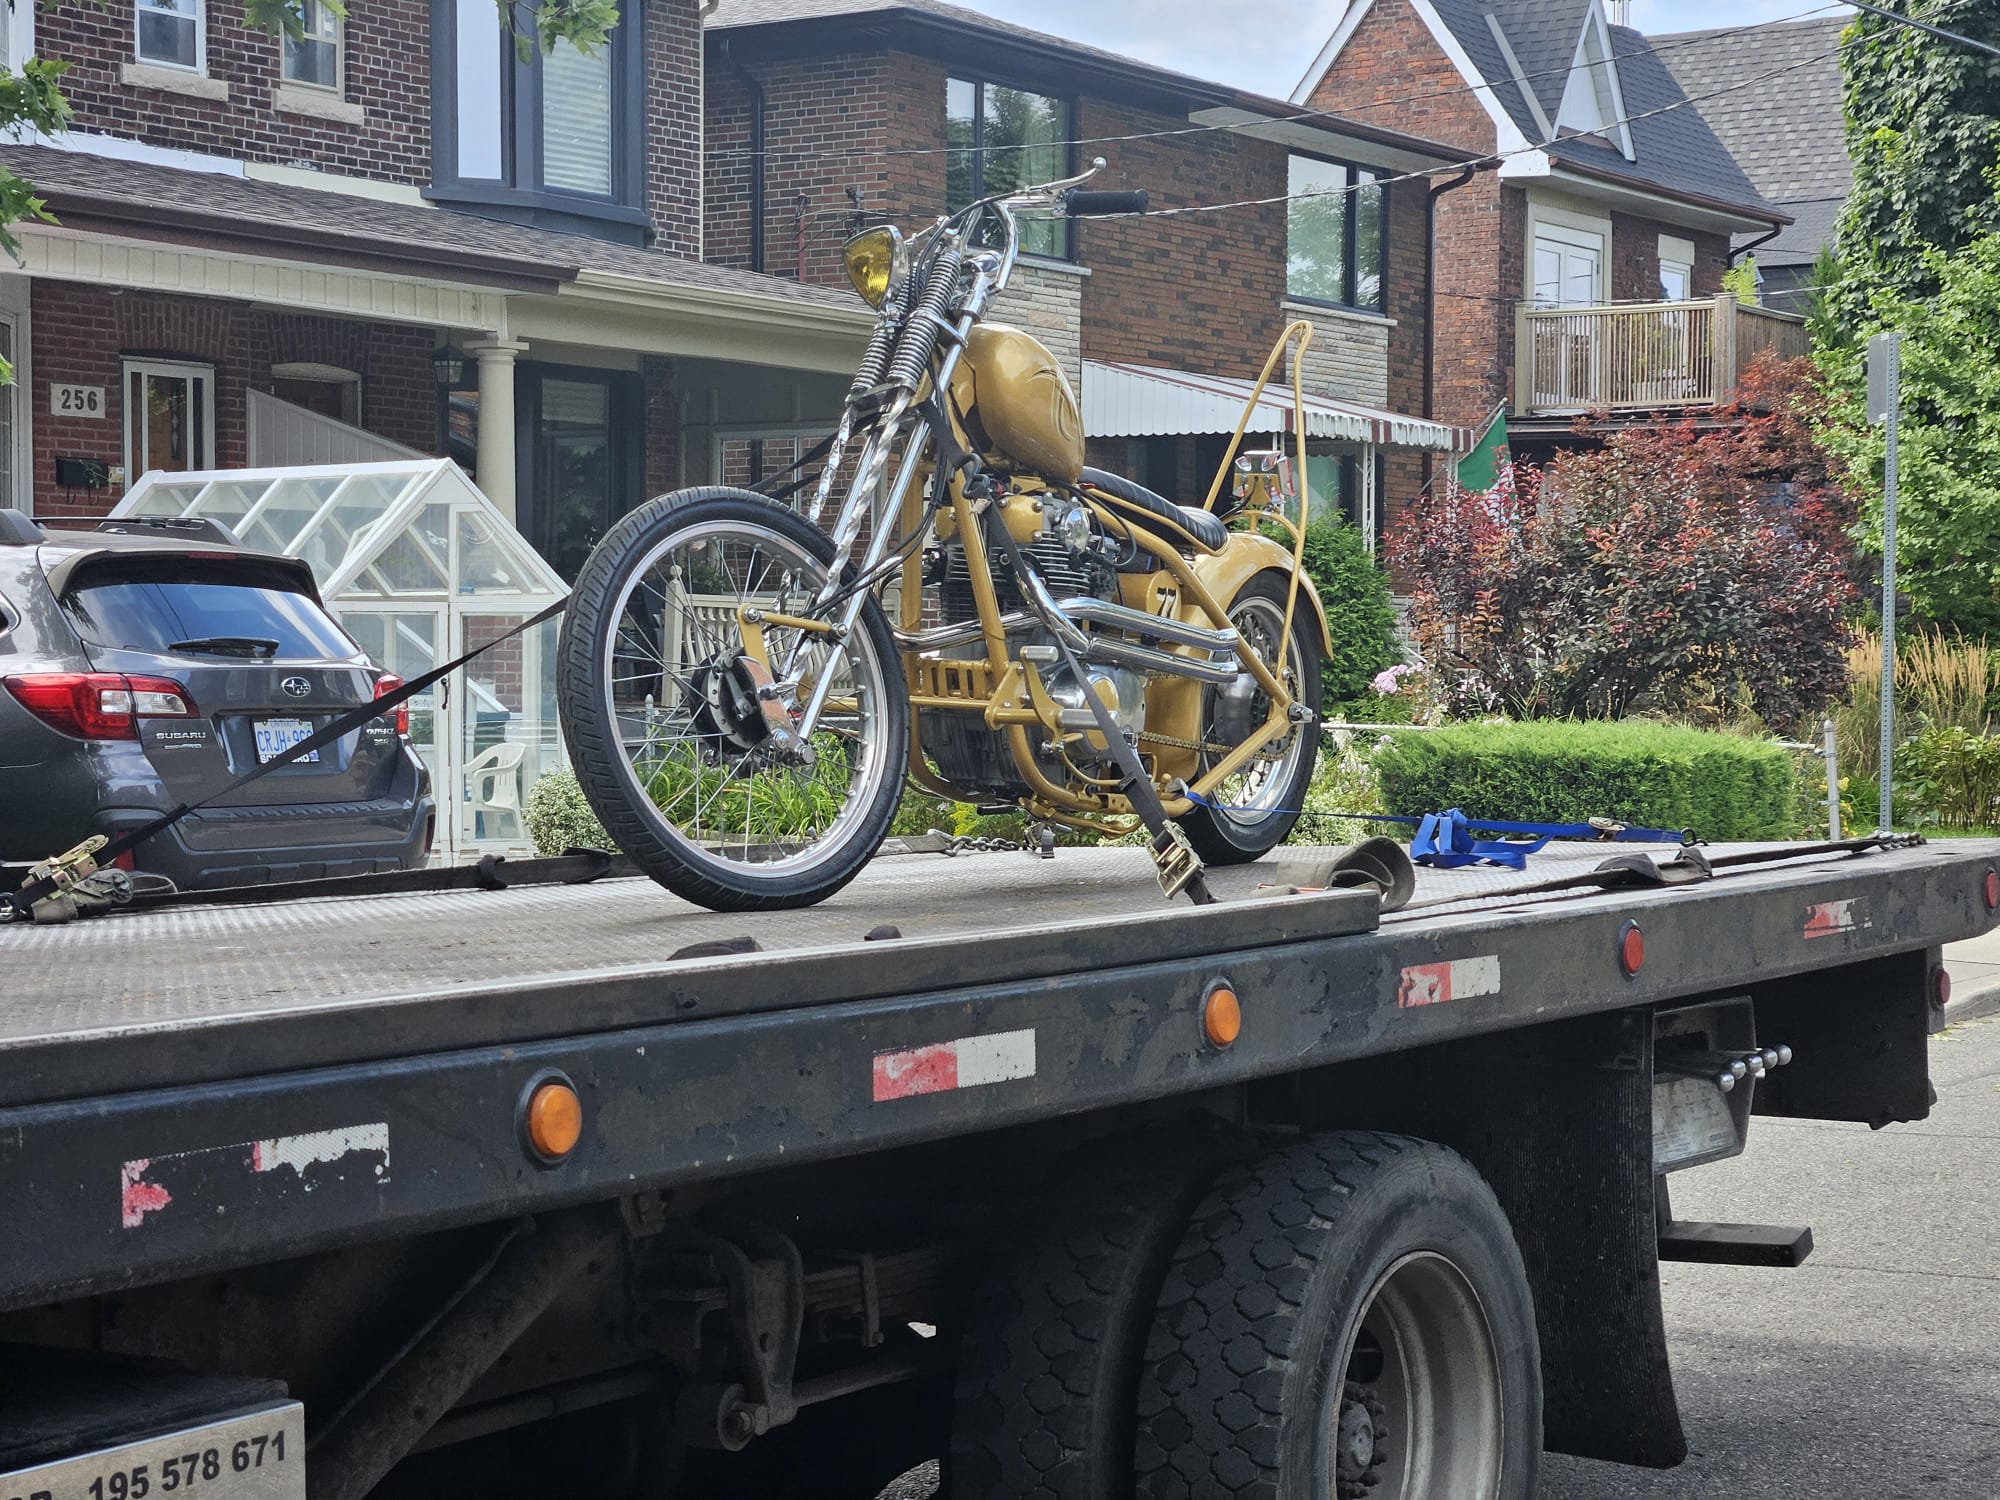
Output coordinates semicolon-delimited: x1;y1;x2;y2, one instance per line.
1082;360;1472;452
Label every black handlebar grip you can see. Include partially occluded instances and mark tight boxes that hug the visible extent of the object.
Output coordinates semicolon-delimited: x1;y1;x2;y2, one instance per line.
1066;189;1149;217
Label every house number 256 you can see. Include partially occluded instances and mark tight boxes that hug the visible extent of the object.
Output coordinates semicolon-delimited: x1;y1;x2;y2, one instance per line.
51;384;106;417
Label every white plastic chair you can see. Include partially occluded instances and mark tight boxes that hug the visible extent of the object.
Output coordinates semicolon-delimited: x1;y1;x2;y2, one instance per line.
466;742;527;842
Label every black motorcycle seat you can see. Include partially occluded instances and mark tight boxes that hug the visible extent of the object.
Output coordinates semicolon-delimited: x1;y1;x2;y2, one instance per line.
1077;466;1230;554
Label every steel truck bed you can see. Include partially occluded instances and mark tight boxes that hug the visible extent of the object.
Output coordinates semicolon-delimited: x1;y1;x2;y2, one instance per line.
1;836;1994;1319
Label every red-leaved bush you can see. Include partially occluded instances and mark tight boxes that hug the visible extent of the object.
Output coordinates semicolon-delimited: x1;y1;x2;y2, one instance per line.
1391;356;1858;727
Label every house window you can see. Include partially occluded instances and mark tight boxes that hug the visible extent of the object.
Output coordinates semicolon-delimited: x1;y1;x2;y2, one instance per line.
135;0;203;71
125;360;216;478
1658;234;1695;302
945;76;1073;260
431;0;647;241
282;0;341;89
270;362;362;426
1287;155;1385;312
1532;223;1604;307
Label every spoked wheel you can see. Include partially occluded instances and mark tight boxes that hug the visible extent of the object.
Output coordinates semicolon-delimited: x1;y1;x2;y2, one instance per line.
1177;570;1323;865
557;488;907;912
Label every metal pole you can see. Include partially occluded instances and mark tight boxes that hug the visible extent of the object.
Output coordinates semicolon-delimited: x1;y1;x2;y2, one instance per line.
1878;335;1900;834
1823;716;1841;841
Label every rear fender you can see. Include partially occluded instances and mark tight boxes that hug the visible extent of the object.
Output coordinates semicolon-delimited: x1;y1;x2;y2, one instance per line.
1185;531;1332;656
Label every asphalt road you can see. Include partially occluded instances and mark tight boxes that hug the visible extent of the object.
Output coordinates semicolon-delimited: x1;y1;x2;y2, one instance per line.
1541;1008;2000;1499
879;1011;2000;1500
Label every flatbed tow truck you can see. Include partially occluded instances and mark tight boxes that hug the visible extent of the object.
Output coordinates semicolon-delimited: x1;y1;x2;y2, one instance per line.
1;833;1994;1500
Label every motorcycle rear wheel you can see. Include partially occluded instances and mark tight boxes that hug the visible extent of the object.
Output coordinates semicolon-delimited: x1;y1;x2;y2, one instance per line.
557;488;908;912
1176;570;1323;865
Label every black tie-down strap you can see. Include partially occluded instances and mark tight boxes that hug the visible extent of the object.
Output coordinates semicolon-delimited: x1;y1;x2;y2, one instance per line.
8;596;568;919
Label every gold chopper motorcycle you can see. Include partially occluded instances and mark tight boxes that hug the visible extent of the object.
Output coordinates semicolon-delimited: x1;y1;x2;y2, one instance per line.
556;160;1334;912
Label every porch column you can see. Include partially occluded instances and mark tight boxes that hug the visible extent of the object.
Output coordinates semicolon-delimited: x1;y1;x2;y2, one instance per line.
465;336;528;524
1360;447;1379;555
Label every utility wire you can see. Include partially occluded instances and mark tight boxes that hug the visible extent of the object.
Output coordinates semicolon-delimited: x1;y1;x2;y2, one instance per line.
1847;0;2000;58
706;0;1856;166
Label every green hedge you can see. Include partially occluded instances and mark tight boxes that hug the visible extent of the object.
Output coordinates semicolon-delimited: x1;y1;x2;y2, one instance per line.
1372;720;1796;840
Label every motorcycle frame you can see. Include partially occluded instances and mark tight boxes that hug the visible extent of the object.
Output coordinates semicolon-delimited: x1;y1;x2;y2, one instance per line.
779;178;1321;833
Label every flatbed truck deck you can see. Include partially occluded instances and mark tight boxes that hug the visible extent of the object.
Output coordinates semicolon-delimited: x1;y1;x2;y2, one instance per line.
3;836;1996;1499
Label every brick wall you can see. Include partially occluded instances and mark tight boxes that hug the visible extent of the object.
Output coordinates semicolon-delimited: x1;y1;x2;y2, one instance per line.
37;0;430;183
704;48;943;282
640;353;680;496
1609;212;1730;301
645;0;704;257
1307;0;1507;431
31;282;441;517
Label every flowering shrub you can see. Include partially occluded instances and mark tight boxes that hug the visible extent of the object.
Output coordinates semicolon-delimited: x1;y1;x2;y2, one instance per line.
1390;357;1857;728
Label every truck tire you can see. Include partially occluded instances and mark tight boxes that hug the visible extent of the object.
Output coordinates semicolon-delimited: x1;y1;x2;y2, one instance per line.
1134;1131;1541;1499
950;1127;1244;1499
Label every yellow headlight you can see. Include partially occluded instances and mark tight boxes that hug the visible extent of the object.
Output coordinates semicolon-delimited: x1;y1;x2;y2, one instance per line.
843;225;904;308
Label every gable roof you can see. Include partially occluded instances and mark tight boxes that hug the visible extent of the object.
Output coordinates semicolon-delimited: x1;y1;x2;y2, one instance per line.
1293;0;1784;227
1656;16;1849;205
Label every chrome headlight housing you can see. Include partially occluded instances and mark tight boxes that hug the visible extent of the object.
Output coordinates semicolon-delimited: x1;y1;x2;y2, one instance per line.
843;225;909;309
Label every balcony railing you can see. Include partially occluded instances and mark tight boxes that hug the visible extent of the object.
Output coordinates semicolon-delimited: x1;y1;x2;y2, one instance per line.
1514;294;1809;416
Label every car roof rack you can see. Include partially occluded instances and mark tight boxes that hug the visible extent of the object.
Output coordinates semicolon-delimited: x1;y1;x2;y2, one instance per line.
0;509;46;546
90;516;243;546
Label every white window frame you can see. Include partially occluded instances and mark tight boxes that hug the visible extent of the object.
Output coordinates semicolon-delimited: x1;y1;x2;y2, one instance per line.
134;0;206;73
1658;234;1696;302
1;0;37;73
123;358;218;480
281;0;343;92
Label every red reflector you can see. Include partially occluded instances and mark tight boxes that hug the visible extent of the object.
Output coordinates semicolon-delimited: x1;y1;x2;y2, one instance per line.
111;850;135;872
374;673;411;736
1618;920;1645;977
1984;869;1998;911
1933;967;1953;1010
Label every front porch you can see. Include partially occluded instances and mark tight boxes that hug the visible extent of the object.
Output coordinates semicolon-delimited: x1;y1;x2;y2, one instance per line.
1512;295;1808;418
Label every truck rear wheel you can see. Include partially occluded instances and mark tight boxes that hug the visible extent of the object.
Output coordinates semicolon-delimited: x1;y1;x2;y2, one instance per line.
950;1127;1243;1499
1134;1131;1541;1499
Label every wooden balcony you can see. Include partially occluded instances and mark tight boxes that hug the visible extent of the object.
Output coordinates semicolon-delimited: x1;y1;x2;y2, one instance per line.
1513;295;1808;417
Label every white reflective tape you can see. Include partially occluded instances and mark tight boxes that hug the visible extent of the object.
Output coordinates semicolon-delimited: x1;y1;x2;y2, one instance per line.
952;1028;1037;1088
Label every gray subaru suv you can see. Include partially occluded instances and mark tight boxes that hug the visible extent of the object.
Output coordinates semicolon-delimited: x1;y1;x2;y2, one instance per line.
0;510;433;890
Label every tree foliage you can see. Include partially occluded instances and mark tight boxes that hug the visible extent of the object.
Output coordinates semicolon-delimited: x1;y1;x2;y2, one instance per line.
1390;357;1857;729
1816;192;2000;636
1826;0;2000;326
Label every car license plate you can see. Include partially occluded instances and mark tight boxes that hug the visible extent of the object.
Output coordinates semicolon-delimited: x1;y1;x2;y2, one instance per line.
0;1402;304;1500
253;718;318;765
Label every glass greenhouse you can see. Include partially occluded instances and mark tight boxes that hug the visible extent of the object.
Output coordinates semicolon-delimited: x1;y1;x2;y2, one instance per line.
113;461;568;858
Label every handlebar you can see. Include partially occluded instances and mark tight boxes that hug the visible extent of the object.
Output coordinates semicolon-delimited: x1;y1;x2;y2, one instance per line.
1064;189;1149;218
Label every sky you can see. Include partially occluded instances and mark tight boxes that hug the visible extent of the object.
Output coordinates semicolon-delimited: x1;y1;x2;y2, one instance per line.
953;0;1851;95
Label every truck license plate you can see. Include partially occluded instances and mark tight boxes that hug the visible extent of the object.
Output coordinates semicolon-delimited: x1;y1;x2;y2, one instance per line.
0;1403;304;1500
253;719;318;765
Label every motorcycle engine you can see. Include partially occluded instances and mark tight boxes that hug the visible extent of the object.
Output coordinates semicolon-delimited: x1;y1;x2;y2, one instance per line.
919;496;1135;798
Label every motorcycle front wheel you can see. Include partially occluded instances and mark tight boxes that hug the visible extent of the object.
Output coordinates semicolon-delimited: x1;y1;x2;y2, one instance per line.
556;488;908;912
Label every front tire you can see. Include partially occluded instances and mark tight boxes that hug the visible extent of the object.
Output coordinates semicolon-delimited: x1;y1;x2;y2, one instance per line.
557;488;907;912
1177;570;1323;865
1135;1132;1542;1499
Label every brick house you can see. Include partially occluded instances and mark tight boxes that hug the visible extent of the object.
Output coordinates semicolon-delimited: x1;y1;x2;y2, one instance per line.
702;0;1474;546
1294;0;1803;464
0;0;869;581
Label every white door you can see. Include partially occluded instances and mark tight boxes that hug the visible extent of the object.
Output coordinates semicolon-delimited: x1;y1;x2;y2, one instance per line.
1533;232;1603;308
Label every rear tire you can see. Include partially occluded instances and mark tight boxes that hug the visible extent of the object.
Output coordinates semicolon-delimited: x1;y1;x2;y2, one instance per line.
1177;571;1322;867
1134;1131;1542;1499
950;1127;1245;1499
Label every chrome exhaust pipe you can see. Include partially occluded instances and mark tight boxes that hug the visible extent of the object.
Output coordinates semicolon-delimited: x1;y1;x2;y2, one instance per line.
1016;567;1241;684
1057;597;1240;653
893;611;1035;651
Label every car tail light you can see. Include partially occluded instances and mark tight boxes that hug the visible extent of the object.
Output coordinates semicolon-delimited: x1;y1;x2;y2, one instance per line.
374;674;411;736
3;672;195;740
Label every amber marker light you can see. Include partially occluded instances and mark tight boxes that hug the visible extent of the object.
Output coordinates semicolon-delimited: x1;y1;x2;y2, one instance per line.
1618;921;1645;979
1983;868;1998;911
1203;983;1242;1049
523;1074;584;1165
